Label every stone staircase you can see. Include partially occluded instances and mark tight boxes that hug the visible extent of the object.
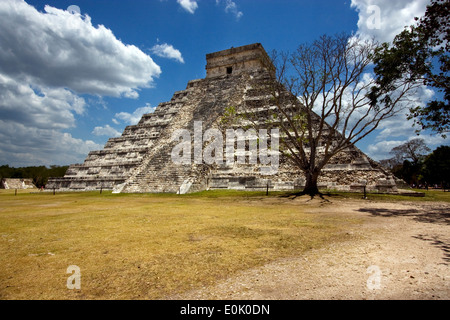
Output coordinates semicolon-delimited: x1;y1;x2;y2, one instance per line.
118;73;258;193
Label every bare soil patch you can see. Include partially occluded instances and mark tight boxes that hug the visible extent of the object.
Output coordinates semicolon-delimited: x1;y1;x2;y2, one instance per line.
174;197;450;300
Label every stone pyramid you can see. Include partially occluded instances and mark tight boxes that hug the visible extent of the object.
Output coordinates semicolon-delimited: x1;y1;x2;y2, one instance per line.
47;43;397;194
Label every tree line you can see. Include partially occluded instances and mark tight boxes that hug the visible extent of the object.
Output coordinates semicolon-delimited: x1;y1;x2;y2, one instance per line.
0;165;68;188
380;140;449;189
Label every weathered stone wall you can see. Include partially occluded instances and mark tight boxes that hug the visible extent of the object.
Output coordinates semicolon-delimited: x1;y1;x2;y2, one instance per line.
1;179;37;190
206;43;273;78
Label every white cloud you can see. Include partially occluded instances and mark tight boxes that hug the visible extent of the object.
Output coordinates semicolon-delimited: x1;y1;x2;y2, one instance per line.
151;43;185;63
0;120;102;167
114;104;156;125
351;0;429;43
0;0;164;166
92;125;122;138
224;0;243;19
374;85;435;139
367;140;405;160
216;0;243;19
0;73;85;130
0;0;161;98
366;133;449;161
364;102;449;161
362;82;446;160
177;0;198;14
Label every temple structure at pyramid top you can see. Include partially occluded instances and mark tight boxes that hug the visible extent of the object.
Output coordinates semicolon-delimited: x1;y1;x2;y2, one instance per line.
47;43;398;194
205;43;274;78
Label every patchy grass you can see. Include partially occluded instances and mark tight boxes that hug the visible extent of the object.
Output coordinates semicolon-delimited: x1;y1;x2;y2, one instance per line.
0;190;360;300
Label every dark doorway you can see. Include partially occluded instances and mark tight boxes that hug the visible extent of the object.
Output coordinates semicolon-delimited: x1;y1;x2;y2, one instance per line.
226;67;233;75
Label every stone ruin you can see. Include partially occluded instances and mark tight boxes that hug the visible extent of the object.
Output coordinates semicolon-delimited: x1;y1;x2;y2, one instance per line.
1;178;37;190
47;43;398;194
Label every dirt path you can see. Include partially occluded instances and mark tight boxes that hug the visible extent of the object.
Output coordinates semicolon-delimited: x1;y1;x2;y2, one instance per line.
175;198;450;300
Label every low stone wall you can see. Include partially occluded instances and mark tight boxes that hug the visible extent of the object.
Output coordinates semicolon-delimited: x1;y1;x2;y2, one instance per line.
207;169;398;193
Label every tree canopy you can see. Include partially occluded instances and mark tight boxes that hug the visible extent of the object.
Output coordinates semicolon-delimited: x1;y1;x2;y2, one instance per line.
381;143;449;188
371;0;449;136
389;138;431;165
0;165;68;188
422;146;450;186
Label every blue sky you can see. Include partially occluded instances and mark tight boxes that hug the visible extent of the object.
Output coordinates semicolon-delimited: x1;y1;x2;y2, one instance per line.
0;0;447;167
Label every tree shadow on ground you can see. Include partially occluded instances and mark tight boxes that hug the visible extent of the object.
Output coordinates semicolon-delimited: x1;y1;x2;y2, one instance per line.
277;191;332;202
413;234;450;265
358;206;450;265
358;207;450;225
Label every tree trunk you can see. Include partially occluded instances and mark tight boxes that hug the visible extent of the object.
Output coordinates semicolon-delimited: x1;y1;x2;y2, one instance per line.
302;169;321;197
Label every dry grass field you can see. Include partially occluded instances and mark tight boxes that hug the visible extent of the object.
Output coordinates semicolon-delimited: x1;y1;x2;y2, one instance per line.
0;189;358;300
1;189;448;300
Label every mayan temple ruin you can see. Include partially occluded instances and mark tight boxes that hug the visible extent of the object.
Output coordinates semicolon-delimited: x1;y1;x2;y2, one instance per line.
47;43;398;194
1;178;37;190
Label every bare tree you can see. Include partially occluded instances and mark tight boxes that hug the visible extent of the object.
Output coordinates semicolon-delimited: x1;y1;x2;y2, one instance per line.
236;34;422;197
390;138;431;165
